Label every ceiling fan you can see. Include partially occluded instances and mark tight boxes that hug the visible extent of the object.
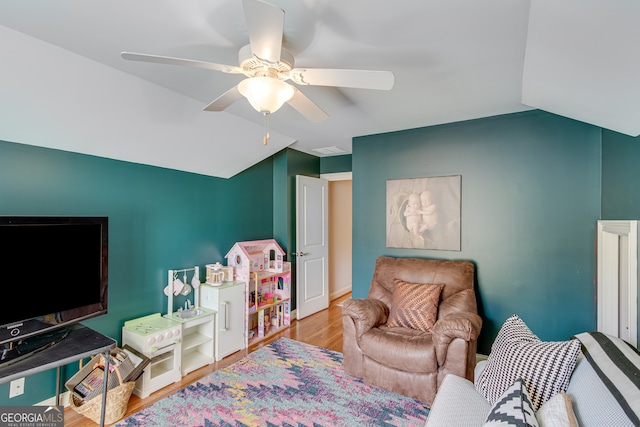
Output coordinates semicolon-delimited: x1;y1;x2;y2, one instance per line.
121;0;394;125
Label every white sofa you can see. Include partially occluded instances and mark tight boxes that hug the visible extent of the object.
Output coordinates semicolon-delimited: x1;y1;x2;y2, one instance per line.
426;332;640;427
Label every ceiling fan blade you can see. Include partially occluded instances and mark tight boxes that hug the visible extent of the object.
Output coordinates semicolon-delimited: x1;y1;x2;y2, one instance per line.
203;86;244;111
242;0;284;64
289;68;394;90
121;52;242;74
287;87;329;123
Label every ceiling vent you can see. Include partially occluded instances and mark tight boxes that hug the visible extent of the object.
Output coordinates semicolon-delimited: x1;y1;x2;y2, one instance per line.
311;146;347;155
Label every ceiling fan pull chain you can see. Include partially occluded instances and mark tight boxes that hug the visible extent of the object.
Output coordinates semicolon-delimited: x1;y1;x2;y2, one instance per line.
263;112;271;145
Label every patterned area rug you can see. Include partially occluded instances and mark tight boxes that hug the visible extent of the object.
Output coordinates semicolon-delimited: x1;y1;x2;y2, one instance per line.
116;338;429;427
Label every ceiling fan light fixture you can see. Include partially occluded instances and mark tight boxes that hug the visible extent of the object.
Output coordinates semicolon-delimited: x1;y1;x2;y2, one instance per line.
238;76;294;114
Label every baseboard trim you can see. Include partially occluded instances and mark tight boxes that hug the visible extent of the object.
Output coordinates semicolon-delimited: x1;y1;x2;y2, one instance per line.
330;286;351;302
38;390;70;407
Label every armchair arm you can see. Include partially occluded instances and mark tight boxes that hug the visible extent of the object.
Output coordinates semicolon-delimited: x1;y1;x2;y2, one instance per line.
432;311;482;365
342;298;389;339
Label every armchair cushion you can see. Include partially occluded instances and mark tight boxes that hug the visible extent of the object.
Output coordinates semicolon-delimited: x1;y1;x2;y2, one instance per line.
387;280;444;332
360;326;437;372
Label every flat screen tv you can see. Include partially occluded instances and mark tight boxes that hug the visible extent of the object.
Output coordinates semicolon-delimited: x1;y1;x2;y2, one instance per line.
0;217;108;352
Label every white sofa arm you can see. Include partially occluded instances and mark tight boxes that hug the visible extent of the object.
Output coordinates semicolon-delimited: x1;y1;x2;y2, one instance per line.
426;374;490;427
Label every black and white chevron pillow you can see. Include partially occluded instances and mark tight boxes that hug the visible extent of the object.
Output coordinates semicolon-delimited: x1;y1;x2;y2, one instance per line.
483;378;539;427
476;314;581;411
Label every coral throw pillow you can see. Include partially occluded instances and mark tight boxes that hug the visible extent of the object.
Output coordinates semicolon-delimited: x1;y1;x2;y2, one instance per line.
387;279;444;332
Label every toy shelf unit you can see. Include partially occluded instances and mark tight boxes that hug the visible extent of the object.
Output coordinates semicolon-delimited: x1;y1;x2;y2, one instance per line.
163;266;215;376
225;239;291;346
167;309;215;376
247;267;291;345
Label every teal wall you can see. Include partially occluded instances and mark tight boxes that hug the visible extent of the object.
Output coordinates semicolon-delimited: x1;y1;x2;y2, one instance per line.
4;108;631;402
601;130;640;220
0;139;274;405
272;148;319;256
601;129;640;346
352;111;602;353
320;155;352;174
272;148;320;308
272;150;290;253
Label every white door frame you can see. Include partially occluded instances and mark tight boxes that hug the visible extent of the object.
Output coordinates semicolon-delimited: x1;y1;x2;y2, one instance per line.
597;220;638;346
321;172;352;181
321;172;353;301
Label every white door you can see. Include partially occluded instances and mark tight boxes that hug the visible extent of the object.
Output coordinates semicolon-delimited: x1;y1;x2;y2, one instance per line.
295;175;329;319
597;220;638;346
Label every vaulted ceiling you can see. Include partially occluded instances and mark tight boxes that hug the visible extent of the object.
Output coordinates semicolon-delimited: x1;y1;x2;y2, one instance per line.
1;0;638;178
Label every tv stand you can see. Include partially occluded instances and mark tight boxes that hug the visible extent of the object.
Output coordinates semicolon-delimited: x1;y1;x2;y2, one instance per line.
1;327;71;367
0;324;116;427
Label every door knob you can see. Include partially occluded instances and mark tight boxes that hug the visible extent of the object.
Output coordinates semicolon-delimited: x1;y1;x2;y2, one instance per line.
293;251;309;257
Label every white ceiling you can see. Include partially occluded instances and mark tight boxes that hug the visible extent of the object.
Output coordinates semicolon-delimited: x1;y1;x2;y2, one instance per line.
1;0;638;178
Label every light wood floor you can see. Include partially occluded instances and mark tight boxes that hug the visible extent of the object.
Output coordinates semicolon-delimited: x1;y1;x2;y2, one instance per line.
64;293;351;426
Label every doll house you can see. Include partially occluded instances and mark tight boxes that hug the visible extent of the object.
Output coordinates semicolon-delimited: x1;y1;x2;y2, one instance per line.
225;239;286;282
225;239;290;344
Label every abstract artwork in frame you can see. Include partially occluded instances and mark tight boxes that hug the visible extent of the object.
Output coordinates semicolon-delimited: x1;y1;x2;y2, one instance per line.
386;175;461;250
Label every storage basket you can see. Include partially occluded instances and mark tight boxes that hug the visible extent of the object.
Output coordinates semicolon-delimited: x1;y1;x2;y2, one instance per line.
66;350;135;425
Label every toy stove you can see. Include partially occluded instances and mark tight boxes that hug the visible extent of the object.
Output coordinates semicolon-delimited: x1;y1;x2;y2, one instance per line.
122;313;182;398
123;313;181;353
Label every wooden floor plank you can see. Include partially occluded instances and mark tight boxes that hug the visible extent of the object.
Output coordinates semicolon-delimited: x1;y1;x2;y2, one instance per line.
64;293;351;426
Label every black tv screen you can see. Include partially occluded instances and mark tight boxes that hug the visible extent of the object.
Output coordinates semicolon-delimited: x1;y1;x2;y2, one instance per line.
0;217;108;345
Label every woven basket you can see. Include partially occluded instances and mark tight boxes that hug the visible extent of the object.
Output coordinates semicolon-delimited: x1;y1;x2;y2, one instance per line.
68;354;135;425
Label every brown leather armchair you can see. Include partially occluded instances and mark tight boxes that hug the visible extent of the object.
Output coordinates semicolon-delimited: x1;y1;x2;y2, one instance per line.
342;256;482;404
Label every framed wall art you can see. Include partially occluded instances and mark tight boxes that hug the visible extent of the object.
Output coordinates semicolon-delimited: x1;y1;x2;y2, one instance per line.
386;175;461;250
